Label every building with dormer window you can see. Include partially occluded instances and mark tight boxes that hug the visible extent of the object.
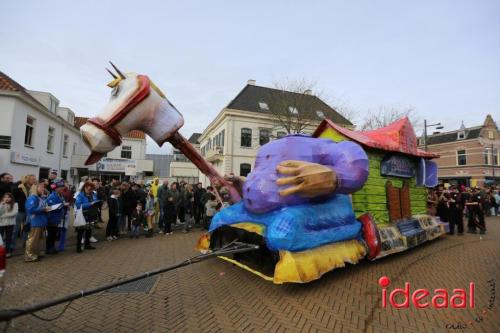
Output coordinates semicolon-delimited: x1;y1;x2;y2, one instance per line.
418;115;499;187
198;80;351;186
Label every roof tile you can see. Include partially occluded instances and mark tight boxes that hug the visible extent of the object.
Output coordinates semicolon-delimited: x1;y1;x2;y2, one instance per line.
226;84;352;125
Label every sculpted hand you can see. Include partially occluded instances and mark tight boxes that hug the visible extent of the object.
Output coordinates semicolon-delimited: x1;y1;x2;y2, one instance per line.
211;175;246;204
276;160;337;197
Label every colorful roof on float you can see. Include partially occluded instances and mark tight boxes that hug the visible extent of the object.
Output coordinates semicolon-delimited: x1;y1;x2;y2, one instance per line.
313;117;439;159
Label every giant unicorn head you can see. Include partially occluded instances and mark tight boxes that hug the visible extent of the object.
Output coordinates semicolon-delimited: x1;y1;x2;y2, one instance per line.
81;62;183;165
81;62;241;201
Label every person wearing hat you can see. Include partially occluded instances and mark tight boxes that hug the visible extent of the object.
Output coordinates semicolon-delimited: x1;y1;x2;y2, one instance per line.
45;180;67;254
75;181;100;252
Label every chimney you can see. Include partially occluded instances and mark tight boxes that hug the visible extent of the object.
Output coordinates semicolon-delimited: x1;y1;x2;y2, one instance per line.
304;89;312;95
247;79;256;85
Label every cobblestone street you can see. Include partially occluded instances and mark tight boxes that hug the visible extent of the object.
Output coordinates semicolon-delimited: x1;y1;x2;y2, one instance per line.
0;214;499;333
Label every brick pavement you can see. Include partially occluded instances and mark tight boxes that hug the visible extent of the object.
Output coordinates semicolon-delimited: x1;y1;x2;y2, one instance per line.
0;215;498;333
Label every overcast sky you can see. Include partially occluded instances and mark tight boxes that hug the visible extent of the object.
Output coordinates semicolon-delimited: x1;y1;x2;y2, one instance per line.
1;0;498;154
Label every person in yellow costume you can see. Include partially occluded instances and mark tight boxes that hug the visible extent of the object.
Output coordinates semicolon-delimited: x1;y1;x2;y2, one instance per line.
150;178;160;224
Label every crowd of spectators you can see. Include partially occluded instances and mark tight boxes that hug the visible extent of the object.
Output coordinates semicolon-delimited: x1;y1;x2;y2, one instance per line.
0;172;223;262
427;183;499;235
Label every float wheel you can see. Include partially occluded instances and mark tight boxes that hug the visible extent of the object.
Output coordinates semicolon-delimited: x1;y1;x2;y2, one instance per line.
358;213;381;260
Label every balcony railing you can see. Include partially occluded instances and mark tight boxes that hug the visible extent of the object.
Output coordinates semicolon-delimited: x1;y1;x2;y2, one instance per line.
205;146;224;162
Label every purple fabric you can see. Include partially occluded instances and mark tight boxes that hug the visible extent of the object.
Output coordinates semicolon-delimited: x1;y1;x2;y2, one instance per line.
243;135;369;213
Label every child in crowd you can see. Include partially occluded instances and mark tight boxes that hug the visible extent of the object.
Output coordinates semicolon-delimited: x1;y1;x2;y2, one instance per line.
204;194;218;230
130;202;146;238
0;193;18;257
107;188;122;241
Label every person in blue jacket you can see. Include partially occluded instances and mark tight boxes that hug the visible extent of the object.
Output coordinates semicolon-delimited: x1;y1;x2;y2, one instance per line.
24;183;49;262
75;181;99;253
46;180;67;254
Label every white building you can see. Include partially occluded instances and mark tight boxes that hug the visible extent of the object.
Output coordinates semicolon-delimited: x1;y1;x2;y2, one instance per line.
169;133;201;184
198;80;352;186
73;117;153;182
0;71;84;183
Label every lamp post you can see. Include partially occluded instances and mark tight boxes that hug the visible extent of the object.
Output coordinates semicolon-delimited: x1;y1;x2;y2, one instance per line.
423;120;444;151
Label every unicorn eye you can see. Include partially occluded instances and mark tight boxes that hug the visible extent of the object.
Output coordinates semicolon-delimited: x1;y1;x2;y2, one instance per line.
111;85;120;97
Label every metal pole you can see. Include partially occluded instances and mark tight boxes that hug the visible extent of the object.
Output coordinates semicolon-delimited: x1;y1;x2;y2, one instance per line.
0;242;258;322
492;142;495;181
424;119;428;151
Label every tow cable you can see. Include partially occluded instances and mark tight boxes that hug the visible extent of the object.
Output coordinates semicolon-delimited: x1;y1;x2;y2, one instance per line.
0;241;258;323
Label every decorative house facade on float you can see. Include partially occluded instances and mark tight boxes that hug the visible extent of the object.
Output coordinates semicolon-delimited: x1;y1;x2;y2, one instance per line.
313;117;446;257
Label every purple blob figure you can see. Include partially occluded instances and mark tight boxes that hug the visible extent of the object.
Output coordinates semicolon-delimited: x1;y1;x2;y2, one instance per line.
242;135;369;214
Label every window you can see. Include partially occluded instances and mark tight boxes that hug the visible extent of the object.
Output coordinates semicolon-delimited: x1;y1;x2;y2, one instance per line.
24;116;35;146
241;128;252;147
121;145;132;159
457;150;467;166
488;131;494;139
457;131;465;140
47;127;55;153
221;129;225;146
277;131;287;139
259;129;270;146
288;106;299;115
240;163;251;177
484;148;491;165
50;98;58;113
0;135;11;149
316;110;325;118
258;102;269;111
494;149;499;166
61;170;68;180
62;135;69;157
72;142;77;155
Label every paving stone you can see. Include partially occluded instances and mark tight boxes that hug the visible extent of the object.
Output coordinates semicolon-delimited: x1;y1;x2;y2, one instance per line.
0;212;498;332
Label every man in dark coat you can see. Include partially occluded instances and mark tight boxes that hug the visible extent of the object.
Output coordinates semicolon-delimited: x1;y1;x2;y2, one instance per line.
121;182;137;231
0;173;13;198
193;183;205;226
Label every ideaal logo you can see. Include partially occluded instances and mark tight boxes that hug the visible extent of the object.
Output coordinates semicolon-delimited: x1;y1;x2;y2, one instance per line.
378;276;496;330
378;276;474;309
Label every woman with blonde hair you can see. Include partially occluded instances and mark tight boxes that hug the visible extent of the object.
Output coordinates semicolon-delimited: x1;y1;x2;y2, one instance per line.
12;174;36;253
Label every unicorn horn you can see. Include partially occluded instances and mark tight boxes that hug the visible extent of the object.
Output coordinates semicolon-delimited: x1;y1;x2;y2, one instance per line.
106;68;117;79
109;61;126;79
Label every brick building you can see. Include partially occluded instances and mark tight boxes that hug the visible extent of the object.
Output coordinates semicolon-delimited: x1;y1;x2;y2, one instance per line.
419;115;499;187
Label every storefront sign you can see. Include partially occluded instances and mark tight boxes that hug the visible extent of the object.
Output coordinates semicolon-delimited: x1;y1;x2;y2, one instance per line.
381;155;415;178
10;151;39;166
125;165;137;176
95;158;137;172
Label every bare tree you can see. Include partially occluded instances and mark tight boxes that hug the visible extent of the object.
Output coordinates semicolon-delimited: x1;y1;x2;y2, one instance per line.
266;79;320;134
359;106;422;132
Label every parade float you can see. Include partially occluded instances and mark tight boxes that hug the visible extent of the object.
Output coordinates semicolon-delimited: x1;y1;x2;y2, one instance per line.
80;64;447;285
